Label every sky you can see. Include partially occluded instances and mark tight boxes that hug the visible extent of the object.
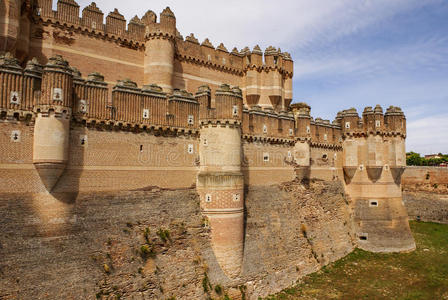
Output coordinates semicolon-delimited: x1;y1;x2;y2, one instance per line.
70;0;448;154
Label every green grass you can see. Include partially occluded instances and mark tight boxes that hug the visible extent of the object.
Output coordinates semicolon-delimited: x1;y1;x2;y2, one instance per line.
265;221;448;300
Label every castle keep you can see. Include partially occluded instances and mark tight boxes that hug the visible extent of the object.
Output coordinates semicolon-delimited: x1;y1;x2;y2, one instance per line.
0;0;416;294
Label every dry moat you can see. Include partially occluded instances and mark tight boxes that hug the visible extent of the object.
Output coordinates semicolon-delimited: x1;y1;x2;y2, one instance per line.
265;221;448;300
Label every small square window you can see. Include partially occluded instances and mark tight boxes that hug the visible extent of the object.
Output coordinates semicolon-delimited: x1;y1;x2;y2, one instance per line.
263;124;267;133
10;91;20;105
263;153;269;162
187;144;194;154
369;200;379;207
233;194;240;202
11;130;21;142
205;194;212;203
143;109;150;119
53;88;63;101
188;115;194;125
359;234;368;241
345;122;350;129
232;105;238;116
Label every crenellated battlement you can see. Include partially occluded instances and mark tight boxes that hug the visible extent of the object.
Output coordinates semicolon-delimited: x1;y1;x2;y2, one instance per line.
0;53;304;143
339;105;406;138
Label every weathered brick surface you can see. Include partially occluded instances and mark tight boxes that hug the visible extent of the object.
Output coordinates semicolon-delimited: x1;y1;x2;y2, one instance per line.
0;181;354;300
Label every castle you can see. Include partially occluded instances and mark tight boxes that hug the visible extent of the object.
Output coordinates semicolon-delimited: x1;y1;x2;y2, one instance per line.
0;0;415;286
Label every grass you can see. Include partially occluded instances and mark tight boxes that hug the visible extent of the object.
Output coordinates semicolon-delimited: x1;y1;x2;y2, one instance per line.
265;221;448;300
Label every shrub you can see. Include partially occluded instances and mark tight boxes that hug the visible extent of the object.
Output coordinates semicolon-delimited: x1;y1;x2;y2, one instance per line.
157;228;171;243
214;284;223;295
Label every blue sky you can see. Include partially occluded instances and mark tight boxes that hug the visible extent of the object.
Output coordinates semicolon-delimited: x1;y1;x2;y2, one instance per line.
71;0;448;154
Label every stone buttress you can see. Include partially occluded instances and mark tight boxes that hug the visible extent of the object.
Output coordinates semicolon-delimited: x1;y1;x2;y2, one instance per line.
196;84;245;278
341;106;415;252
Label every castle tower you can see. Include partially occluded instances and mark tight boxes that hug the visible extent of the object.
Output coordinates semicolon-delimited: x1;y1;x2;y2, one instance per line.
341;106;415;252
291;102;311;181
33;55;73;192
264;46;283;110
196;84;245;278
243;46;262;108
0;0;33;60
143;7;176;93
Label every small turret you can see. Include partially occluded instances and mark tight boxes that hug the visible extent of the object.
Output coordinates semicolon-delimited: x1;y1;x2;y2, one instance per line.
33;55;74;192
144;7;177;93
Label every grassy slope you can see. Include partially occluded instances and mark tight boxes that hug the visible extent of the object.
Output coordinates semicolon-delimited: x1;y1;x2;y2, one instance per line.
265;221;448;300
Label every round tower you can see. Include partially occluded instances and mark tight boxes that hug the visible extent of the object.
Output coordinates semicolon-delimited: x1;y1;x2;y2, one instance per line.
196;84;244;278
33;55;73;192
143;7;176;93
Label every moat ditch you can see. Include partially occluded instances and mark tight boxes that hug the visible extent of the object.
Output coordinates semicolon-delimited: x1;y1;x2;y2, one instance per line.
264;221;448;300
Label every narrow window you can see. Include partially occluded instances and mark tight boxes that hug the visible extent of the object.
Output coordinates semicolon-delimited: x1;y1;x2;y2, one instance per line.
232;105;238;116
359;235;368;241
203;138;208;146
188;115;194;125
53;88;63;101
324;134;328;141
143;109;149;119
80;135;87;146
92;21;97;29
205;194;212;203
79;100;87;113
222;58;226;65
140;145;143;152
287;151;292;159
36;8;42;16
345;122;350;129
263;124;267;133
207;55;211;61
263;153;269;162
289;128;294;136
10;91;20;105
359;164;364;171
375;120;381;128
11;130;21;142
306;126;311;134
274;56;278;65
187;144;194;154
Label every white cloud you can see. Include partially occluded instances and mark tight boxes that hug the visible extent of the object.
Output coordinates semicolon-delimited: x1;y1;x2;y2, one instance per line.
73;0;440;52
407;114;448;154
